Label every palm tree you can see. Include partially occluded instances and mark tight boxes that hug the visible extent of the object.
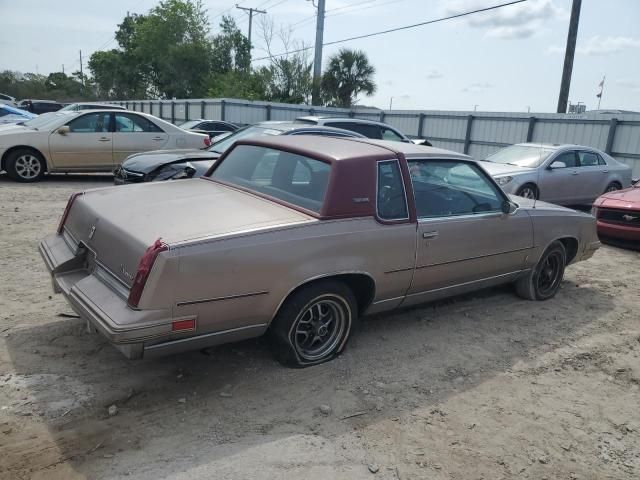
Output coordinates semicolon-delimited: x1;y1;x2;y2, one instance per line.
321;49;376;108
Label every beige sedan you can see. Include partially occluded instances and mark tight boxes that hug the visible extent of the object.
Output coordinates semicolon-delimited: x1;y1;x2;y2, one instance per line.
0;110;209;182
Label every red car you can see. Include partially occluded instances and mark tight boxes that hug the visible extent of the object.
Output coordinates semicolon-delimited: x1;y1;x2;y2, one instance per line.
592;181;640;246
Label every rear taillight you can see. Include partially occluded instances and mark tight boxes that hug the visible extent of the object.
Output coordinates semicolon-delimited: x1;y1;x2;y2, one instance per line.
57;192;83;234
127;238;168;308
204;136;211;147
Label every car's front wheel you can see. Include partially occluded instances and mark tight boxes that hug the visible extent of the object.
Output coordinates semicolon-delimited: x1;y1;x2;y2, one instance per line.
516;183;539;200
6;148;46;182
270;280;357;367
515;241;566;300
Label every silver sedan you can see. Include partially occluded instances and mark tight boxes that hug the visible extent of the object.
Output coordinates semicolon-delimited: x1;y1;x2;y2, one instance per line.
479;143;632;205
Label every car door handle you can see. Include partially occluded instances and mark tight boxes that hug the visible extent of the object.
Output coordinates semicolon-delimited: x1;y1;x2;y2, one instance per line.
602;170;609;173
152;136;165;141
422;231;439;239
98;137;110;142
571;170;579;175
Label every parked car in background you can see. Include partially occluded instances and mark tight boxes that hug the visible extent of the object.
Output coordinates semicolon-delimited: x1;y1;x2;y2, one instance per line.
59;103;127;112
0;104;37;125
294;116;432;146
114;121;365;184
480;143;632;205
0;93;17;107
592;182;640;246
179;119;239;139
18;99;63;114
0;110;209;182
42;136;600;366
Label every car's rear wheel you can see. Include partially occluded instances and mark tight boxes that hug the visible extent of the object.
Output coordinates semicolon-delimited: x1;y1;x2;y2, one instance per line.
515;241;566;300
6;149;46;182
604;182;621;193
516;183;539;200
269;280;357;367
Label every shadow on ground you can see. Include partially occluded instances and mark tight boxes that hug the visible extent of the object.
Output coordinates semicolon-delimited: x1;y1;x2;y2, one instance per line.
2;278;613;478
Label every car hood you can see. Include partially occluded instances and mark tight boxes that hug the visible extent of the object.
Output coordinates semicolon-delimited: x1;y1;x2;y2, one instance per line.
595;186;640;209
123;149;220;173
478;160;535;176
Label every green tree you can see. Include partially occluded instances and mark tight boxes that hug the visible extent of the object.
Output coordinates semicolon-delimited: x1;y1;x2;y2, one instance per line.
321;49;376;108
211;16;250;74
259;55;312;104
89;0;213;99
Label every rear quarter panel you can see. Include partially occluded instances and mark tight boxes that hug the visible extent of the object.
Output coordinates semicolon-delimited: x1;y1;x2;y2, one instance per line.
170;218;417;336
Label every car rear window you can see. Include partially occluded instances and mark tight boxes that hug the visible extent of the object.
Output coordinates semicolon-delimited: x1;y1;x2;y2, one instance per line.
209;145;331;214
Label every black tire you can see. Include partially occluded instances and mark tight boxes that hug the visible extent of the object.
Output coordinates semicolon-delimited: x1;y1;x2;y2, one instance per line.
515;241;566;300
269;280;357;368
604;182;621;194
516;183;539;200
5;148;46;182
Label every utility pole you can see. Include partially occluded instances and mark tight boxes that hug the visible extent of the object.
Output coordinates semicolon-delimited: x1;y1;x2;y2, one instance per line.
62;64;65;74
79;50;84;86
311;0;326;106
236;4;266;57
557;0;581;113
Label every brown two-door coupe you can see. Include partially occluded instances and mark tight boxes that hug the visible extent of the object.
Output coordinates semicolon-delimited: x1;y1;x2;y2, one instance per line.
40;136;601;367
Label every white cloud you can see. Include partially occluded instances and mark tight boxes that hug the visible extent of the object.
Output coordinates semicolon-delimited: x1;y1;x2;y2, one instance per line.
445;0;566;40
577;36;640;55
616;79;640;91
426;69;444;79
462;82;492;93
548;36;640;56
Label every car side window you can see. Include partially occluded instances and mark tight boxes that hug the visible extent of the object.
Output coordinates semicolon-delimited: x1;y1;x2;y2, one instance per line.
377;160;408;220
115;113;164;133
381;127;404;142
408;160;503;218
67;112;110;133
550;152;577;168
327;122;382;139
577;151;601;167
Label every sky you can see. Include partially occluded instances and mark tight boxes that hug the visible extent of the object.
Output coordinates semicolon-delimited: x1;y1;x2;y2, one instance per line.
1;0;639;113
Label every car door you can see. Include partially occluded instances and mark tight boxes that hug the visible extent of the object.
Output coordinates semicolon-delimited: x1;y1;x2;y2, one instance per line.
403;158;533;306
575;150;609;202
48;112;113;169
112;112;169;164
540;151;580;204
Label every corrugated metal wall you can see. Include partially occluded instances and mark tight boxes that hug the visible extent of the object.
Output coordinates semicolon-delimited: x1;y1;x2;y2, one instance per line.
114;98;640;177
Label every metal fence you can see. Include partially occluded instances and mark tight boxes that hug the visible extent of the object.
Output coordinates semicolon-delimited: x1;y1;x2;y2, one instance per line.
113;98;640;177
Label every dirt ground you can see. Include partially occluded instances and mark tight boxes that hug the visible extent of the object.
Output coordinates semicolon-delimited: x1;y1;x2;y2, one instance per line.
0;174;638;480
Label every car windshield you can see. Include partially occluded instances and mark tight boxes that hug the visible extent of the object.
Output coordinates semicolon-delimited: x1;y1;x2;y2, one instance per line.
21;112;74;130
209;144;331;214
207;125;284;154
485;145;554;168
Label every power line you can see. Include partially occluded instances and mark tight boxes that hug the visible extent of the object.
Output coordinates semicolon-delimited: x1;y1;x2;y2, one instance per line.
254;0;528;62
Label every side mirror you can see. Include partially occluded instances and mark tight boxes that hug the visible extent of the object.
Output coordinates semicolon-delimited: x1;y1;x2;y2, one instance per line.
57;125;70;135
549;161;566;169
501;200;518;214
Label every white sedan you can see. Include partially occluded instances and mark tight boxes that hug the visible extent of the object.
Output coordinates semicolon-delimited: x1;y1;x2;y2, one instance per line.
0;110;210;182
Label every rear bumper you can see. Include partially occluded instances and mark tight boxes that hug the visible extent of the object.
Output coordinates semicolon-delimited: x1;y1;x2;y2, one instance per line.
39;233;173;359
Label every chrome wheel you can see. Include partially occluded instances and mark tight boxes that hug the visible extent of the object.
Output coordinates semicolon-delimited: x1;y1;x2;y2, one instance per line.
292;296;348;362
14;154;42;180
605;183;620;193
518;185;537;199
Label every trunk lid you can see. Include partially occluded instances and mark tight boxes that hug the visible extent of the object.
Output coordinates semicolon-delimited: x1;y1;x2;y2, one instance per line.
64;179;316;286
